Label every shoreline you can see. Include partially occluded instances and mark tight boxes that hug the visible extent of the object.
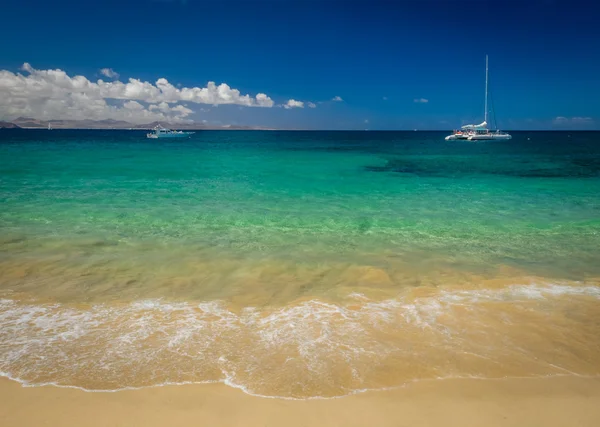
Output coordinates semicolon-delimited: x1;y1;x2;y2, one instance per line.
2;283;600;400
2;376;600;427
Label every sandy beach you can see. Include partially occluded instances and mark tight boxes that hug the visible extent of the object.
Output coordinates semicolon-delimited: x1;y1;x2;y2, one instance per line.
2;376;600;427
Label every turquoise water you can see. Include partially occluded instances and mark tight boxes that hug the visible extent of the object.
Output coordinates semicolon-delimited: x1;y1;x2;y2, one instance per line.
1;130;600;398
2;130;600;290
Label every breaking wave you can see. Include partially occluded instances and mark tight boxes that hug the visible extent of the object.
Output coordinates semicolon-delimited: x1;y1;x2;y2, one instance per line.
1;283;600;399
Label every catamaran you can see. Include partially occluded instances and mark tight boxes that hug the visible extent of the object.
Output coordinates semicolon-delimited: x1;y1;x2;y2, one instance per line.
146;124;195;139
445;56;511;141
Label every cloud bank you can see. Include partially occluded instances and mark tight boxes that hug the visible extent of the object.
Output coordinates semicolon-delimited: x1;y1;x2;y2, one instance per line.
413;98;429;103
0;63;275;123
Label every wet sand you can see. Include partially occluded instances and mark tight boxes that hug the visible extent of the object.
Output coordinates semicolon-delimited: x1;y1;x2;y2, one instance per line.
2;376;600;427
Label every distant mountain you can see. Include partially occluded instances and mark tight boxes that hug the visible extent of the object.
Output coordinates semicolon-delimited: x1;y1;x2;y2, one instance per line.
7;117;273;130
134;121;215;130
95;119;133;126
0;121;21;129
11;117;136;129
13;117;49;128
133;121;168;129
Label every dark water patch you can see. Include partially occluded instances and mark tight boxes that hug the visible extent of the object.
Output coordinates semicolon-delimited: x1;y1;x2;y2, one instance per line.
365;155;600;179
356;217;373;234
0;235;27;245
76;240;120;248
364;166;389;173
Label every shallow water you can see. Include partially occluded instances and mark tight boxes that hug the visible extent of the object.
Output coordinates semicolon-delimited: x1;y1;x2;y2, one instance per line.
1;130;600;398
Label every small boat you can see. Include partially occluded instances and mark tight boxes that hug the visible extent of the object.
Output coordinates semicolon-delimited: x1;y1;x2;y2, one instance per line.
48;123;52;130
445;56;511;141
146;124;194;139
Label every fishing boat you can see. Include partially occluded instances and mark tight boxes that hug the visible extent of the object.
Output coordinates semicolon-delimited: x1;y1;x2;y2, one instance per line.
445;56;511;141
146;124;194;139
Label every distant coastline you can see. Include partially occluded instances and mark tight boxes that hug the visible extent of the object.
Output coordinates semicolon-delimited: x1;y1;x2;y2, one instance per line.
0;117;274;131
1;119;598;131
0;121;21;129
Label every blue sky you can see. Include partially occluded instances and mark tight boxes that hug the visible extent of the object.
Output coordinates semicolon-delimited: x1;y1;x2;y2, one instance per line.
1;0;599;129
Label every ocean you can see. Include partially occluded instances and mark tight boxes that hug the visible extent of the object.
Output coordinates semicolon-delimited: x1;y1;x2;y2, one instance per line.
1;129;599;399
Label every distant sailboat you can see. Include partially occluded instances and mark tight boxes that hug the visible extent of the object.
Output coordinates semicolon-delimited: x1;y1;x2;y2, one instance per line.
445;56;511;141
48;123;52;130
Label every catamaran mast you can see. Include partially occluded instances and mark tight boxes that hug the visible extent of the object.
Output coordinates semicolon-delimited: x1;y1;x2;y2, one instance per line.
484;55;488;124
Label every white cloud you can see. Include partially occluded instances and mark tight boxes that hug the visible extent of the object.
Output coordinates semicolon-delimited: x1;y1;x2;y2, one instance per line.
413;98;429;103
332;96;343;102
571;116;593;124
284;99;304;109
552;116;568;124
20;63;34;73
0;63;275;124
553;116;593;124
123;100;144;111
100;68;120;79
307;102;317;108
255;93;273;107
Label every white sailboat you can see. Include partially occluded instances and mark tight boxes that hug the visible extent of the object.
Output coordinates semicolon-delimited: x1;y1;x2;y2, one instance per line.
445;56;511;141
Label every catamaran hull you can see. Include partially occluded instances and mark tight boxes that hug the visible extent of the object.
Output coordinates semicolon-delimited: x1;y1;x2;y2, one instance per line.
146;133;194;139
445;134;470;141
467;134;512;140
446;133;511;141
